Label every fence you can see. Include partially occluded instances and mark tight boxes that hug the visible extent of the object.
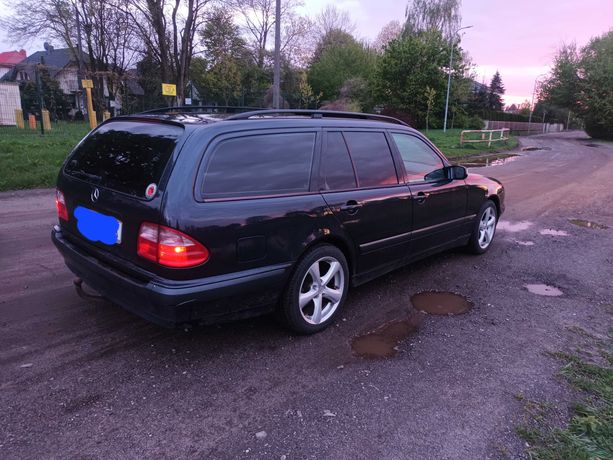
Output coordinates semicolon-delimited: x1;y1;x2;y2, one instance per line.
485;120;565;135
460;128;510;147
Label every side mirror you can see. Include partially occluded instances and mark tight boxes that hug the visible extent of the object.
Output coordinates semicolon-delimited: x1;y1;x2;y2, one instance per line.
449;165;468;180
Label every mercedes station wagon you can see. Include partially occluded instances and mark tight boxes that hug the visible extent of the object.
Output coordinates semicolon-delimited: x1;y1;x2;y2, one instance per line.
52;109;504;333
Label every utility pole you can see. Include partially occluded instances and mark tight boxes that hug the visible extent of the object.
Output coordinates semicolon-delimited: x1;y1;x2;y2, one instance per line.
443;25;472;132
272;0;281;109
36;58;45;135
528;73;547;134
75;3;85;114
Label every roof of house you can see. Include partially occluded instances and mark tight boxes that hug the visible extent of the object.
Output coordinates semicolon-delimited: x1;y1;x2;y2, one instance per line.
20;47;88;69
0;49;27;66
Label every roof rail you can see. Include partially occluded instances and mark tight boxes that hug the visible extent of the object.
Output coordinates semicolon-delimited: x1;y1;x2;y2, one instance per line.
225;109;410;126
139;106;260;115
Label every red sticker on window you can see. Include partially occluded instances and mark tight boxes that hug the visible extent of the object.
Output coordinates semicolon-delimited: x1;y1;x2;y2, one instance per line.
145;183;157;199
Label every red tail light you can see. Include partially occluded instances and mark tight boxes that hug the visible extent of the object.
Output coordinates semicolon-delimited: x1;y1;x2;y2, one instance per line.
137;222;209;268
56;189;69;221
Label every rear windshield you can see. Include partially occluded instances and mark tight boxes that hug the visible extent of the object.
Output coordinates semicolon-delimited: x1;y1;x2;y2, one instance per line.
64;121;183;197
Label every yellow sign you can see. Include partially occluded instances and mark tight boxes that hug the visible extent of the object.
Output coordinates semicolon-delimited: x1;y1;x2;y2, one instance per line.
81;79;94;88
162;83;177;97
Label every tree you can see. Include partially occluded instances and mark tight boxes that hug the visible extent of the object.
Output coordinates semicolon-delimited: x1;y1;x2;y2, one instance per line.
539;43;581;112
20;66;71;119
403;0;461;39
373;20;403;52
577;31;613;139
313;5;355;37
373;30;464;127
487;71;505;111
424;86;436;132
308;33;376;104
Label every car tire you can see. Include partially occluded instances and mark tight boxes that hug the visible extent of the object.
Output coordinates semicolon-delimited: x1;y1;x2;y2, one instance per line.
467;200;498;254
279;244;349;334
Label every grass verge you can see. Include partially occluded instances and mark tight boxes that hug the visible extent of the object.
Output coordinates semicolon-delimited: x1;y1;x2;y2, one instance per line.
0;124;518;192
517;331;612;460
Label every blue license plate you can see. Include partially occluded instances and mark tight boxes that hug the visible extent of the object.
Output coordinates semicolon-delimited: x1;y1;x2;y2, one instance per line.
74;206;122;245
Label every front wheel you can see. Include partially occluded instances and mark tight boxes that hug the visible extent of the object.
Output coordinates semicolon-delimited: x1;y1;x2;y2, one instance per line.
280;244;349;334
467;200;498;254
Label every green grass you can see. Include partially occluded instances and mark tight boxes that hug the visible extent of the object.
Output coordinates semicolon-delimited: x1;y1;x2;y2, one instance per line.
0;123;518;192
422;128;519;159
0;122;90;191
517;333;613;460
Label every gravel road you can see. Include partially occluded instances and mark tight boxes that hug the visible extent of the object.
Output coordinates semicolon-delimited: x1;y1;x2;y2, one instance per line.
1;131;611;459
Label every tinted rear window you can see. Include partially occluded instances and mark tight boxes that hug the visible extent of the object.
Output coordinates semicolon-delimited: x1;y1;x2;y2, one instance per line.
64;121;183;197
202;132;316;199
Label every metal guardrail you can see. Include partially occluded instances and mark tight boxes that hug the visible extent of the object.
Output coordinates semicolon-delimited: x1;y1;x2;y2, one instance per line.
460;128;510;147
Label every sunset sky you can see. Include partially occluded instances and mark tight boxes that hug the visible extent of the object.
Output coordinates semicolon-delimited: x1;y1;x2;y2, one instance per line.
1;0;611;106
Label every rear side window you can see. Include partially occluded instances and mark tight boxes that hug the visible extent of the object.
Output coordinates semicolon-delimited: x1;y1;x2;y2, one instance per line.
391;133;444;182
202;132;316;199
64;121;183;198
320;132;357;191
343;132;398;188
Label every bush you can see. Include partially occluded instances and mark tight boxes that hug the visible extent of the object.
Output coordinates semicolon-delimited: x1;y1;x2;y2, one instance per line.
584;117;613;141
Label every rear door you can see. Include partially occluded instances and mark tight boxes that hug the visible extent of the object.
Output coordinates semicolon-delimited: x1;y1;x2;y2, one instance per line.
58;119;185;268
319;130;412;273
389;132;468;255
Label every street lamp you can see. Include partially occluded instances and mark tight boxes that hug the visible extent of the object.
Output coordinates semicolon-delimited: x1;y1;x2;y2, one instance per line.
443;25;473;132
527;73;548;133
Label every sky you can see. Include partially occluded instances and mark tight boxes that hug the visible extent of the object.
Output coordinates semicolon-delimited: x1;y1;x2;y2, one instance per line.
1;0;611;106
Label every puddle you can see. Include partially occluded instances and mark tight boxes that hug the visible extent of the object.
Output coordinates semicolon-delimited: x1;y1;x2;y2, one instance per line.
540;229;569;236
584;143;600;148
516;240;535;246
411;291;473;315
525;284;563;296
497;220;533;232
521;146;551;151
460;154;518;168
351;313;423;359
569;219;608;230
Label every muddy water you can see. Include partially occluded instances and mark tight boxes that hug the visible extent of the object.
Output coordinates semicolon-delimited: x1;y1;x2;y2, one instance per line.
410;291;473;315
351;314;424;359
521;146;552;152
569;219;608;230
460;154;518;168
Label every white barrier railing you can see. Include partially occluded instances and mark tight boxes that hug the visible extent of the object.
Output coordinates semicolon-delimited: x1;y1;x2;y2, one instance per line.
460;128;510;147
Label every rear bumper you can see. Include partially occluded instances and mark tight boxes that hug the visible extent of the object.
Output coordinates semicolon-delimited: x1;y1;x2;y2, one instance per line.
51;227;291;328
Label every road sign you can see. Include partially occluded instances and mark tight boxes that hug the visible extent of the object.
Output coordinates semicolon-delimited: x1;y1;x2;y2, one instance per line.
162;83;177;97
81;79;94;88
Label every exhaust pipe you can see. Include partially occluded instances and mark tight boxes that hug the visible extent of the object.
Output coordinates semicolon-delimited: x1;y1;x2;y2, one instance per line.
73;278;105;301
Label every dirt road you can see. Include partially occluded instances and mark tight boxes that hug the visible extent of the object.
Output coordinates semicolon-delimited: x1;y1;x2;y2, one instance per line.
1;131;611;459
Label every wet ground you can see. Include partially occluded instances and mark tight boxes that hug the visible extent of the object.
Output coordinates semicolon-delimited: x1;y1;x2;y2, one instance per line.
1;131;612;459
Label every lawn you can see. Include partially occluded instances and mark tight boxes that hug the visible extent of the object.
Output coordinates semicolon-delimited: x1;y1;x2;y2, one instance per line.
0;123;518;192
0;122;91;191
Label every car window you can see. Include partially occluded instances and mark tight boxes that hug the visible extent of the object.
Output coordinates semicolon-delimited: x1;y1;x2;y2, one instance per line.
202;132;315;198
342;132;398;188
391;133;445;182
64;121;183;198
320;132;357;191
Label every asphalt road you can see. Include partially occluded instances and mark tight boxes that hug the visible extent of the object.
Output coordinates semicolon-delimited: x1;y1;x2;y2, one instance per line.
1;131;612;459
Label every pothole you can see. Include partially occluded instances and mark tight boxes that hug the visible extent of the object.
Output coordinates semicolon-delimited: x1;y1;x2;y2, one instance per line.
351;313;424;359
460;154;519;168
521;146;552;151
524;284;563;296
497;220;533;232
584;143;600;148
569;219;608;230
540;229;569;236
411;291;473;315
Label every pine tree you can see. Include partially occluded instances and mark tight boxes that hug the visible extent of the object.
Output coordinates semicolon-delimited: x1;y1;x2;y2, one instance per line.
488;71;505;111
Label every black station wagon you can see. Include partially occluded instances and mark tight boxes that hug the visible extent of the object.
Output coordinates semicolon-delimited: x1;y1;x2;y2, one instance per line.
52;109;505;333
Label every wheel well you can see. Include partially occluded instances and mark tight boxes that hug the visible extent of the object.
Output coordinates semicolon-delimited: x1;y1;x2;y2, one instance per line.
304;235;355;276
488;195;501;216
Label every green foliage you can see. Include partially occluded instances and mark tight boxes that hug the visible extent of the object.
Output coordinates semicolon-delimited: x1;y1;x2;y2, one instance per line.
373;30;466;128
307;32;377;104
580;31;613;140
20;67;71;120
539;43;581;112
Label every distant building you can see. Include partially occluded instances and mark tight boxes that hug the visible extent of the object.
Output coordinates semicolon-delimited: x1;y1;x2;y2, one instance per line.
0;49;27;78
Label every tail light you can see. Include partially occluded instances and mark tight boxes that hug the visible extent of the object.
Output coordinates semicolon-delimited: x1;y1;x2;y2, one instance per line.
137;222;209;268
56;189;69;221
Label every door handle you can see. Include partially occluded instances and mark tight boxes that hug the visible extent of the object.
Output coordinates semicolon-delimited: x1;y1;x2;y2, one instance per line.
414;192;429;204
340;200;362;214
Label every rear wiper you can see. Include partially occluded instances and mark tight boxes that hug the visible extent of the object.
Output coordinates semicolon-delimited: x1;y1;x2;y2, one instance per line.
72;169;102;183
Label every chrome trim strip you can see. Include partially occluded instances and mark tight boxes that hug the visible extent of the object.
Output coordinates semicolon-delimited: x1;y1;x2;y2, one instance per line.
412;214;476;236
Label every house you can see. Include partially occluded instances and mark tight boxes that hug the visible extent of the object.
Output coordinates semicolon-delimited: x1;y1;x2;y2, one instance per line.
0;49;27;78
2;46;144;116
